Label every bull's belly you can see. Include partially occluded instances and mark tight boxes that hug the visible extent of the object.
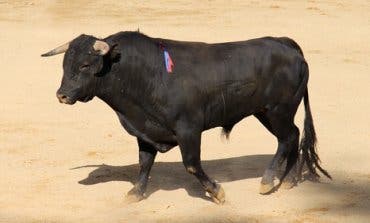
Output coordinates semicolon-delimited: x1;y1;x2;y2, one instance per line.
142;120;177;144
116;112;177;152
205;105;256;130
204;91;261;130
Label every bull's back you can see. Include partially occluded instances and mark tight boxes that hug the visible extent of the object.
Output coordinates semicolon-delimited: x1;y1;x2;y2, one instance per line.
151;36;305;130
164;37;305;129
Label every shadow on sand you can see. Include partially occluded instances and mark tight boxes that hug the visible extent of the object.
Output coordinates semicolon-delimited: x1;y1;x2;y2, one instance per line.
72;154;273;200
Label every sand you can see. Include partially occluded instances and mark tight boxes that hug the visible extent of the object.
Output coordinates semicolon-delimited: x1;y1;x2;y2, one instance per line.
0;0;369;222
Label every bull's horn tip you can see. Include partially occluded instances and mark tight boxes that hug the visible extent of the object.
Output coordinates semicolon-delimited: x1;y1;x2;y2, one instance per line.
41;52;51;57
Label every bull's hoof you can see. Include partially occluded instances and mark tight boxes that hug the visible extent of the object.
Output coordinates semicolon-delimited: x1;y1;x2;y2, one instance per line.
259;182;275;195
125;192;144;203
281;179;296;190
210;184;225;205
125;188;145;203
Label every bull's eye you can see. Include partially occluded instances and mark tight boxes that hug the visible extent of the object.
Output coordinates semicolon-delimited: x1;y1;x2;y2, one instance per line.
79;64;90;71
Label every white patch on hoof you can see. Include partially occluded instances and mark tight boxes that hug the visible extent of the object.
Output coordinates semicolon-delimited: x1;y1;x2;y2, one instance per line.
124;192;144;204
211;185;225;205
281;180;296;190
259;182;275;195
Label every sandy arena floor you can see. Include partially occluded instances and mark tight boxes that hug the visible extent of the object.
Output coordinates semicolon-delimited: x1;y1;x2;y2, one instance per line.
0;1;369;222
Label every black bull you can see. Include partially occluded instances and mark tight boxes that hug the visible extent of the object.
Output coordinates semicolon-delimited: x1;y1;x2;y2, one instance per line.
42;32;330;204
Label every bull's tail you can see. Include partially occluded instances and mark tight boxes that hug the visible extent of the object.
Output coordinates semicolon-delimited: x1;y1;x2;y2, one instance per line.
221;124;234;140
283;40;331;181
298;89;332;180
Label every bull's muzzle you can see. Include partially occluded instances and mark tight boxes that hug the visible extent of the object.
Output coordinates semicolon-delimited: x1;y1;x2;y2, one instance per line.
56;93;75;105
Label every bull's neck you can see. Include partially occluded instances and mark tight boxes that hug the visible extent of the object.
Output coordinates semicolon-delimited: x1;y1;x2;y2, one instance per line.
95;51;166;114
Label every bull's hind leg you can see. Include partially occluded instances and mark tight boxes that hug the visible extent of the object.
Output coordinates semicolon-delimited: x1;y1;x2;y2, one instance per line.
126;138;157;202
255;106;300;194
176;127;225;204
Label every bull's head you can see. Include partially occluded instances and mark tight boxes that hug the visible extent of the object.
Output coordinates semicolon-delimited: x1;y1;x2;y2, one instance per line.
42;35;111;105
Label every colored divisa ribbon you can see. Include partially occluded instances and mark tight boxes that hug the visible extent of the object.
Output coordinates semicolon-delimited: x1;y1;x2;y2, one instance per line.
164;50;174;73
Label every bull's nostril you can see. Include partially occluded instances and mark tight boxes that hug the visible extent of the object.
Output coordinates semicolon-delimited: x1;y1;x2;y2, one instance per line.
57;93;66;99
57;93;69;103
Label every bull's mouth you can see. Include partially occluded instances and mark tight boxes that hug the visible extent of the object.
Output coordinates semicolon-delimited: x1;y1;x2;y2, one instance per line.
59;97;76;105
80;95;94;103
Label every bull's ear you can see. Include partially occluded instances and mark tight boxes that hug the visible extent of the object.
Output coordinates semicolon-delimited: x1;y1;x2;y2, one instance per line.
93;40;110;55
108;44;121;62
96;44;120;76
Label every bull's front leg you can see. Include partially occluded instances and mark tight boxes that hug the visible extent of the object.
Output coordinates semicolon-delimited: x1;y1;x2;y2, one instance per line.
176;127;225;204
126;138;157;202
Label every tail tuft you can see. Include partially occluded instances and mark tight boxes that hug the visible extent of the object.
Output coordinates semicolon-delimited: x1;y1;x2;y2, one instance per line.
221;125;234;140
298;90;332;180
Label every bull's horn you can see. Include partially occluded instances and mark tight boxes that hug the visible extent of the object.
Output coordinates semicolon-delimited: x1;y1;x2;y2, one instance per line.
41;42;70;57
93;40;110;55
